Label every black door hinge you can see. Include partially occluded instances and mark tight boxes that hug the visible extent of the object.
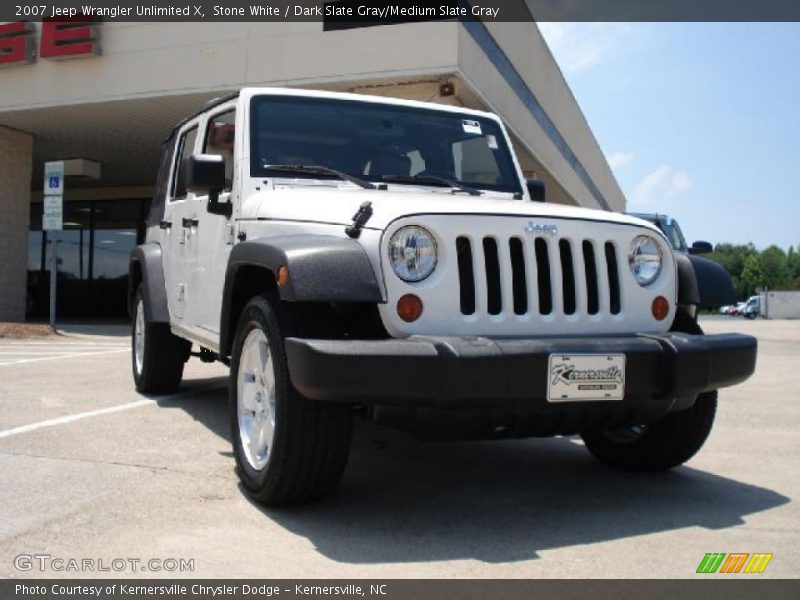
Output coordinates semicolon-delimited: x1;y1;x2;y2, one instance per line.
159;220;172;230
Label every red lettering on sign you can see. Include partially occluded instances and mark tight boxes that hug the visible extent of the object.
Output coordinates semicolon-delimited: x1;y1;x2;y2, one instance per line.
40;17;100;59
0;21;36;66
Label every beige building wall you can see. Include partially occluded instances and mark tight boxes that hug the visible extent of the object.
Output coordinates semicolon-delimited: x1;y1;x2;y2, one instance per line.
458;22;625;211
0;20;628;320
0;21;625;212
0;22;459;111
0;126;34;321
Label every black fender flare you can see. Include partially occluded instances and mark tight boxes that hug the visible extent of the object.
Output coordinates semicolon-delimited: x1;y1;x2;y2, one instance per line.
128;243;171;323
219;235;384;356
675;253;737;308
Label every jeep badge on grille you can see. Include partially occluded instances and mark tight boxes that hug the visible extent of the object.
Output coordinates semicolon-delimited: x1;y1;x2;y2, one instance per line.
524;222;558;236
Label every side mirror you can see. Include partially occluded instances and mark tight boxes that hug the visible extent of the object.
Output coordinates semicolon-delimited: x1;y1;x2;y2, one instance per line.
526;179;546;202
689;241;713;255
185;154;231;217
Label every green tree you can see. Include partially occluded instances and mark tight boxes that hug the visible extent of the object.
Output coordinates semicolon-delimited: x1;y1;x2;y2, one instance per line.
739;254;764;296
707;242;758;298
759;245;789;289
787;245;800;289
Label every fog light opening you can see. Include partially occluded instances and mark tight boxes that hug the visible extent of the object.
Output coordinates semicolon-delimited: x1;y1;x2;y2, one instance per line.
652;296;669;321
397;294;423;323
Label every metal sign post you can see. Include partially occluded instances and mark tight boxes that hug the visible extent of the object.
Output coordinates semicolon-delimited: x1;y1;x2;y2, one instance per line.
43;161;64;329
49;231;58;327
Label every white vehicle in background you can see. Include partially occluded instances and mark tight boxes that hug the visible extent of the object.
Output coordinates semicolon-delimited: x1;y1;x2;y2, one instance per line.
732;301;748;316
128;88;757;505
743;295;761;319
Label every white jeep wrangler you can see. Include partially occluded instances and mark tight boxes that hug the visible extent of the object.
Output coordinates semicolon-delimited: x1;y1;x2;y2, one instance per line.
129;88;757;505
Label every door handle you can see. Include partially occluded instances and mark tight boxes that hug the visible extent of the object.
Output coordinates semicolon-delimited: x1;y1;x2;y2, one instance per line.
159;220;172;230
182;217;199;228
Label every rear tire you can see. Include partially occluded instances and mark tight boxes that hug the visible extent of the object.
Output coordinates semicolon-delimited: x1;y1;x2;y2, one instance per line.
581;391;718;471
131;285;190;394
230;293;353;505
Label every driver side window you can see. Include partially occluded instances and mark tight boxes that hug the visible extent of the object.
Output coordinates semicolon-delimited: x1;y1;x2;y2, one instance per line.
203;110;236;192
170;126;198;200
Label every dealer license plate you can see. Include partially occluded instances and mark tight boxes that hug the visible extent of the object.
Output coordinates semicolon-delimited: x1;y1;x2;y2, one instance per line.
546;354;626;402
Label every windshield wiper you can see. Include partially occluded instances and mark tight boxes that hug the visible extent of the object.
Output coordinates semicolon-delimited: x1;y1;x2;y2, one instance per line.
381;174;483;196
264;164;377;190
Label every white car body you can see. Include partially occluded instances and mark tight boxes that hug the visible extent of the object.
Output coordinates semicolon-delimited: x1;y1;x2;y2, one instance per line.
130;87;758;504
151;87;676;349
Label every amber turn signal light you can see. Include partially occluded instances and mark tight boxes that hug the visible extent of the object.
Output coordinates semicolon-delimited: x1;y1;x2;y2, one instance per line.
652;296;669;321
277;265;290;287
397;294;423;323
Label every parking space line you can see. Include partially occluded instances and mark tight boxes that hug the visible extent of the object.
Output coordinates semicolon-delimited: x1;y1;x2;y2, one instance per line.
0;399;157;439
0;347;128;352
0;342;128;348
0;382;226;440
0;341;128;344
0;350;125;355
0;346;127;350
0;348;128;367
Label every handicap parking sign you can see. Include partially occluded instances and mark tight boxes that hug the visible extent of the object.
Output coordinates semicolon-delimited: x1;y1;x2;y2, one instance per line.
44;161;64;195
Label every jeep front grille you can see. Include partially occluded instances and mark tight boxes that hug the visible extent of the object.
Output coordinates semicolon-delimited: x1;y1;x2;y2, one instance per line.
456;236;622;318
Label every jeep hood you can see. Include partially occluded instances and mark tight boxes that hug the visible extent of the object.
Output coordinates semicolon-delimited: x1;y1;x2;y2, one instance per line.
243;187;656;232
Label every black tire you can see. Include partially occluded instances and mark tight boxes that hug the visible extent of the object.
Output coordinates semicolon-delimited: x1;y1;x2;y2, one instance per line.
131;285;190;394
581;391;718;471
229;293;353;506
582;308;717;472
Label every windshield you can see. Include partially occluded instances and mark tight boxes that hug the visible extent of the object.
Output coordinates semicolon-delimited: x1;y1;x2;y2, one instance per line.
249;95;523;195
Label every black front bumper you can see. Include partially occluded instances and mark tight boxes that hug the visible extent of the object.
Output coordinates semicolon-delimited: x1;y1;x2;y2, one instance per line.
285;332;756;415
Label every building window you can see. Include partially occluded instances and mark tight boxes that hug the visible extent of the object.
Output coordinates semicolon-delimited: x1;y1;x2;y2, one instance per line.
27;198;149;320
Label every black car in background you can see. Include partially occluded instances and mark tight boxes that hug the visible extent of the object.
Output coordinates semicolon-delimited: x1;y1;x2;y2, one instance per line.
627;212;713;255
628;212;737;313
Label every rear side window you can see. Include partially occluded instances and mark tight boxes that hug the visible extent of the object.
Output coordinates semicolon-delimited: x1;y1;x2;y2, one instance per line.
170;126;198;200
203;110;236;192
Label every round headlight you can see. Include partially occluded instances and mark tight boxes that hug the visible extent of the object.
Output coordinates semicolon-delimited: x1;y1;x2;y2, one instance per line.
388;226;438;282
628;235;663;286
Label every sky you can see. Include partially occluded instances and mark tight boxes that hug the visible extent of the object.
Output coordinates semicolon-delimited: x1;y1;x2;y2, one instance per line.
537;22;800;251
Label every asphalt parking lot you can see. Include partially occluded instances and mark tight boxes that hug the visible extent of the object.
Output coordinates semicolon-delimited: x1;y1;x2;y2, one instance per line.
0;317;797;579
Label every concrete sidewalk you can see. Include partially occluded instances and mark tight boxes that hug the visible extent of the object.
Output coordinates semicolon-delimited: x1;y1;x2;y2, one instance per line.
56;322;131;342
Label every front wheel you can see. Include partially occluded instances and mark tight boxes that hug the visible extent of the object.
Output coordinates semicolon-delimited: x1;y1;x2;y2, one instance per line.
229;293;353;505
581;391;718;472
